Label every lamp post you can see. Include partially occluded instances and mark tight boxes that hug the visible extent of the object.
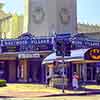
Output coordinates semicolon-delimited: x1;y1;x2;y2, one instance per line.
55;33;71;93
62;55;65;93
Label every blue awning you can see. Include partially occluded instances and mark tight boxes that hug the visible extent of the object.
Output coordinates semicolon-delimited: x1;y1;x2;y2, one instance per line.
42;48;89;64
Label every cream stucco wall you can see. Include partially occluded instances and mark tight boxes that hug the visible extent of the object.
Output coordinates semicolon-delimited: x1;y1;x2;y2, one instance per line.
23;0;77;36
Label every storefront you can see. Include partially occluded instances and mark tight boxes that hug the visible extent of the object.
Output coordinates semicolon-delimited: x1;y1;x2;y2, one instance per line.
0;33;53;83
0;33;100;84
17;52;49;83
42;48;100;84
0;53;17;82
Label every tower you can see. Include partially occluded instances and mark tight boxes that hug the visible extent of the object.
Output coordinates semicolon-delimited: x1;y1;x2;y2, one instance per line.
23;0;77;36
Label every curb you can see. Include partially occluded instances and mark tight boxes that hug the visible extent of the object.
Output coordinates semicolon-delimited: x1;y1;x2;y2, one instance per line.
40;91;100;97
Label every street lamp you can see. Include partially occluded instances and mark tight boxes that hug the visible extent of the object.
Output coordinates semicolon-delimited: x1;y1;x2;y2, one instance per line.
55;33;71;93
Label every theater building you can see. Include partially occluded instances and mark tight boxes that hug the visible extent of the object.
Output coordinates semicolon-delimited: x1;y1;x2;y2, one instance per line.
42;34;100;84
43;49;100;84
0;33;100;84
0;33;53;83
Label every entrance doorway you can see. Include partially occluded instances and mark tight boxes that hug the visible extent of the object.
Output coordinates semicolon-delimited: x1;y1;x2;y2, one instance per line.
87;63;96;82
0;61;9;81
0;61;6;79
28;59;42;83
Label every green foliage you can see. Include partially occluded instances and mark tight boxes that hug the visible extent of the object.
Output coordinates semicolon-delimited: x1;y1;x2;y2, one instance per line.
0;79;6;87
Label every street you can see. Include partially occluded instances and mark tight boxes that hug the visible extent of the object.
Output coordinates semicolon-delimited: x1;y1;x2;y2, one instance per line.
0;84;99;99
0;95;100;100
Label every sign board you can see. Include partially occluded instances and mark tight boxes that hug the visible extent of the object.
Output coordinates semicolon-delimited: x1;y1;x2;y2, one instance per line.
18;53;40;59
56;33;71;38
2;46;20;52
55;33;71;56
1;37;53;52
1;38;52;46
84;48;100;60
72;35;100;49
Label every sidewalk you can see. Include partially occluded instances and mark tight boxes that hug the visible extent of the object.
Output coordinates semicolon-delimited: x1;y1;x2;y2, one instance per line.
0;84;100;98
41;85;100;97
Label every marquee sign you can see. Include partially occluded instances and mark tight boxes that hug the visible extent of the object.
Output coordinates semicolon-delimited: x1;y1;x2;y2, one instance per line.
1;33;100;53
72;38;100;49
84;48;100;60
0;35;53;52
1;38;52;46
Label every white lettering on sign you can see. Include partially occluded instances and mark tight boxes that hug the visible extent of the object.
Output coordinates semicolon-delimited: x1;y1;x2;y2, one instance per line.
18;53;40;59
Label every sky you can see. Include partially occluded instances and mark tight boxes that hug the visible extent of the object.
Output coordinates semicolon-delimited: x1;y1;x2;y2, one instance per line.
77;0;100;24
1;0;100;24
1;0;24;14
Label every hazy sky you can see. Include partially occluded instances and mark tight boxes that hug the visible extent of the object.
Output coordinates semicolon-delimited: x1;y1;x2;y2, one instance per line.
1;0;100;24
77;0;100;24
1;0;24;14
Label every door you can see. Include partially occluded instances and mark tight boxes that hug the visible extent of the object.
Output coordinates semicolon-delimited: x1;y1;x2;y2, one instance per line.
87;63;96;82
87;67;93;81
0;61;5;79
0;61;9;81
28;59;42;83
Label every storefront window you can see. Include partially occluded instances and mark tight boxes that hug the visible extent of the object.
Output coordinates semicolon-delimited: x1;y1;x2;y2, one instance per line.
17;64;24;80
21;64;24;79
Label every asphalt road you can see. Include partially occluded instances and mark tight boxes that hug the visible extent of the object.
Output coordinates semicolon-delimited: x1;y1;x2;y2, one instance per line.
0;95;100;100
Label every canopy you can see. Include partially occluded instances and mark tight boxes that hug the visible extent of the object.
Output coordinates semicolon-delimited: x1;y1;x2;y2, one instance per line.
42;49;89;64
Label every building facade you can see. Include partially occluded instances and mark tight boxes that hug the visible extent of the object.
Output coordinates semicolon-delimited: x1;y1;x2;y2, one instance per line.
0;33;53;83
24;0;77;36
43;33;100;85
0;14;23;39
1;1;100;40
0;2;23;39
78;23;100;33
78;23;100;40
0;33;99;85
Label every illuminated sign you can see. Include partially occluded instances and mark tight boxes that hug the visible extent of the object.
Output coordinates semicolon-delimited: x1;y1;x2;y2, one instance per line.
84;48;100;60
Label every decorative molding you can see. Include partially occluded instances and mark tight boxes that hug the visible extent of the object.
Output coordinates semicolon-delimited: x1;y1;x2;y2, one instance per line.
59;8;70;24
32;7;45;24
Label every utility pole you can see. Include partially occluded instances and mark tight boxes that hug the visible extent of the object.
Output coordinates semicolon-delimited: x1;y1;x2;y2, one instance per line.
62;55;65;93
55;33;71;93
